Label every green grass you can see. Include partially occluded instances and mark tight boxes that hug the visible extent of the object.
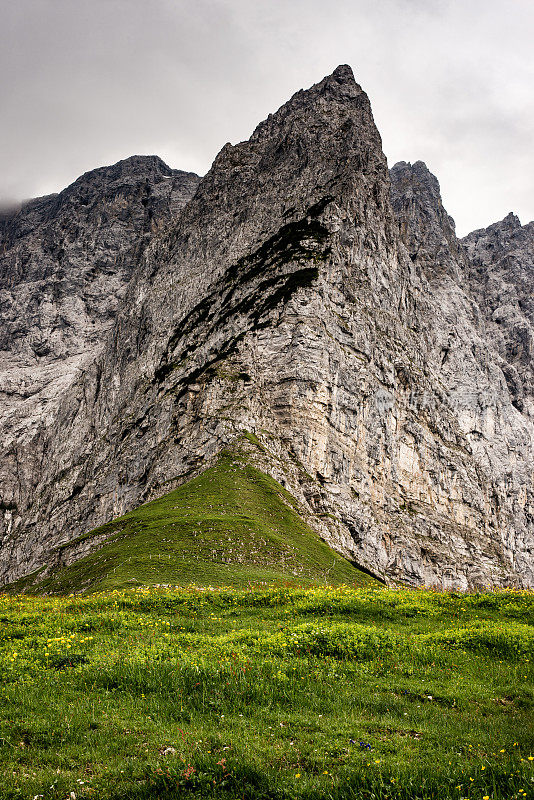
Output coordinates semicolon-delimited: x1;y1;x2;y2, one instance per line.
2;441;533;797
0;586;533;799
7;444;374;595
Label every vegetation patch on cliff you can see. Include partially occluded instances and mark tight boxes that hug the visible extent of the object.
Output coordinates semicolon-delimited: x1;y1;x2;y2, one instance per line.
0;586;532;799
6;447;371;595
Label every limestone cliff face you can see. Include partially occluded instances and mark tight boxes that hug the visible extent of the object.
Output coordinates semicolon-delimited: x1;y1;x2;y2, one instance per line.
463;214;534;409
0;67;532;589
390;161;533;587
0;156;199;553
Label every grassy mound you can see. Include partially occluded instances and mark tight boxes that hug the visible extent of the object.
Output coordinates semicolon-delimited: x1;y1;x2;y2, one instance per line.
8;446;375;595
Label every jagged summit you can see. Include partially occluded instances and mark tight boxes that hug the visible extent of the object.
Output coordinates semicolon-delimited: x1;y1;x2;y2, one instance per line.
43;155;199;218
148;63;391;317
249;64;372;148
391;159;431;170
300;62;363;99
390;160;444;200
331;63;356;80
389;159;461;277
68;154;201;193
462;209;534;408
74;154;181;182
390;160;451;214
500;211;522;228
466;210;523;239
0;67;533;592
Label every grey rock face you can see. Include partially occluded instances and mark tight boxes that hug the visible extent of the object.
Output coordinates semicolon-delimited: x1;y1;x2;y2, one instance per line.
0;67;532;589
0;156;199;549
0;156;199;440
389;160;533;586
463;213;534;409
390;160;463;279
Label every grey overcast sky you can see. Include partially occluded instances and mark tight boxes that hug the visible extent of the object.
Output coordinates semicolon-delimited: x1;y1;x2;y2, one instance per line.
1;0;532;236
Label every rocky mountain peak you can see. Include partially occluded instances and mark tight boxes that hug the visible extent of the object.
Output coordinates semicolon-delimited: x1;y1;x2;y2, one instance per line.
0;68;533;592
462;211;534;408
66;154;174;186
501;211;522;229
243;63;381;197
463;212;524;256
154;64;392;309
45;155;199;229
249;63;363;143
331;63;356;81
390;159;463;279
390;159;442;199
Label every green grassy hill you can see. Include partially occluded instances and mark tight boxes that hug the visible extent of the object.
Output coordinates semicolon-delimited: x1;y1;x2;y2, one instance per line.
8;443;376;595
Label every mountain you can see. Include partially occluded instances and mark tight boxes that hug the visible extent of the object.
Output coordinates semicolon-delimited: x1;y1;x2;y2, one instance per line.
462;212;534;409
0;157;199;583
0;155;199;444
0;66;532;591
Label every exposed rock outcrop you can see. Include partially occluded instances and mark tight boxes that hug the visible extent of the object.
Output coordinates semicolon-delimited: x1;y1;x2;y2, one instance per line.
463;213;534;410
0;67;532;589
390;160;533;586
0;156;199;554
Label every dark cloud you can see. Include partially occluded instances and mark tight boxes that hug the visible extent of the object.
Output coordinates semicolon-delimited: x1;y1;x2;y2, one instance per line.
1;0;532;235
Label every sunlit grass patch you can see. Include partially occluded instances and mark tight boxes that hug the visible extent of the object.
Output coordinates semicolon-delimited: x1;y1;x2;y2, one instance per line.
420;620;534;657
